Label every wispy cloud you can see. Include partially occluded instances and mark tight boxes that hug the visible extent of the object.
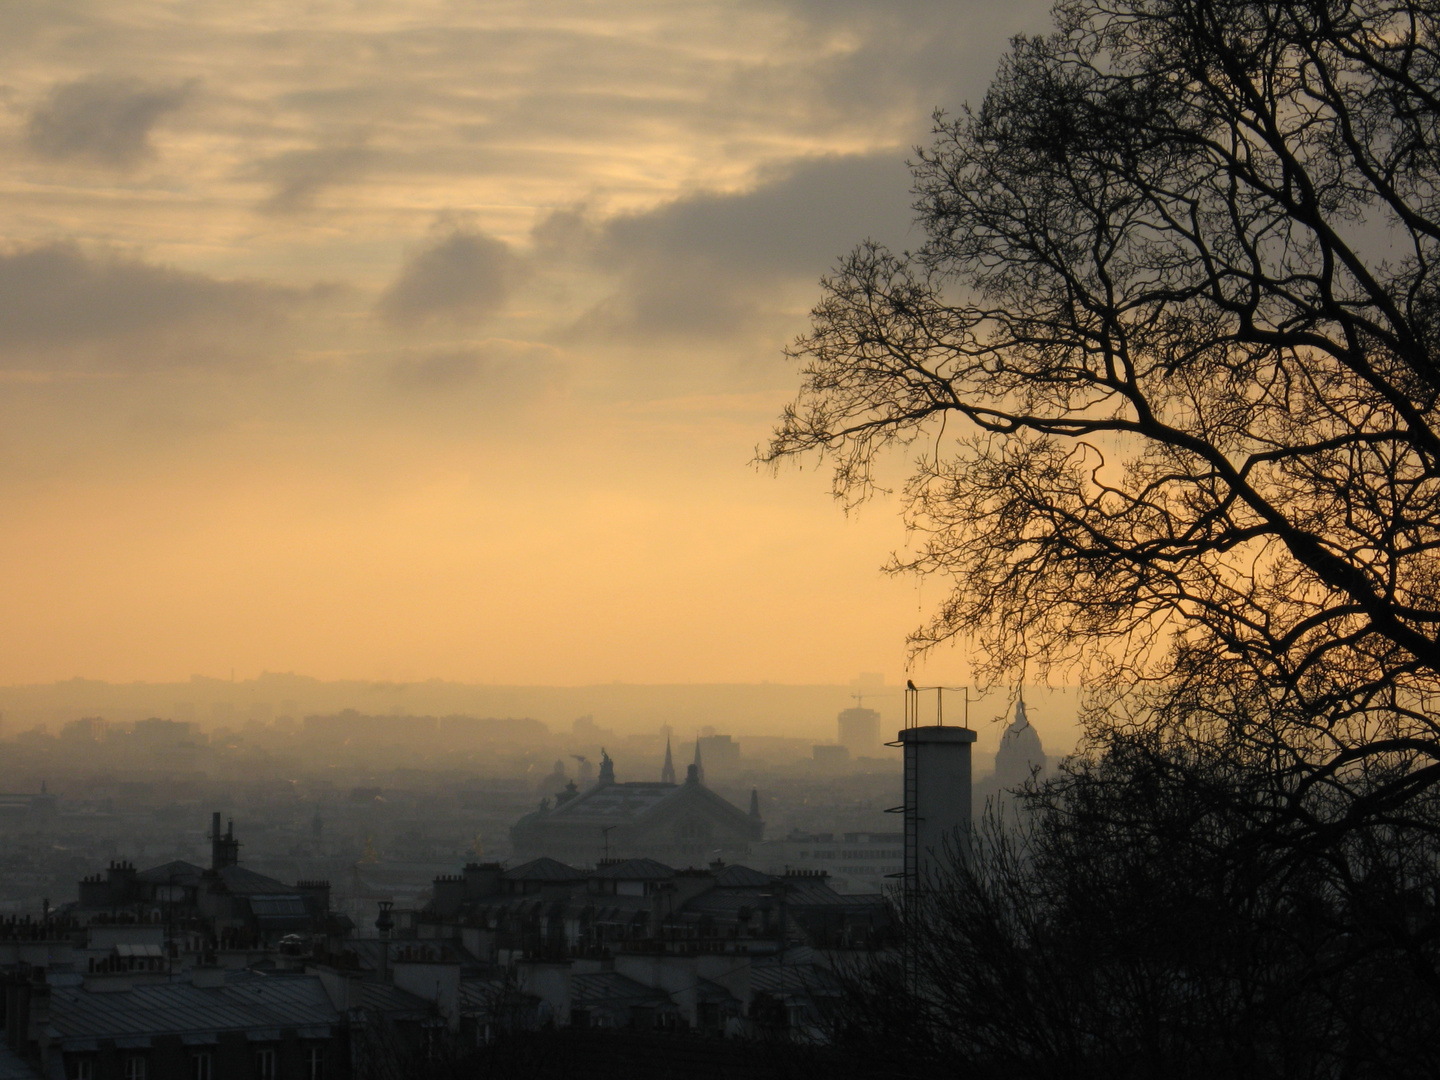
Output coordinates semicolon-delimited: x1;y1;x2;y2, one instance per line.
248;141;376;214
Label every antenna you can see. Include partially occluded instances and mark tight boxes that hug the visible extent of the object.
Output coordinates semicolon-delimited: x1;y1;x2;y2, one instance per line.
901;684;985;729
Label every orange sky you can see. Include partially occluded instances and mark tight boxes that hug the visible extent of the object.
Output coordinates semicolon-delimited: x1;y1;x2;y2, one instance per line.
0;0;1053;687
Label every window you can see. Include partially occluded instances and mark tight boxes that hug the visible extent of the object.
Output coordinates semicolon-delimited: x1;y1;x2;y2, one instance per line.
191;1052;212;1080
255;1049;276;1080
123;1058;147;1080
306;1046;325;1080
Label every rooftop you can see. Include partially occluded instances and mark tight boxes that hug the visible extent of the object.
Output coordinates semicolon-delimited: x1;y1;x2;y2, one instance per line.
502;857;585;882
47;970;340;1047
591;858;675;881
549;782;682;821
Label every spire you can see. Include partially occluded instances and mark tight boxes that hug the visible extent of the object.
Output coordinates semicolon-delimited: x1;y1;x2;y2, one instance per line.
749;787;760;818
693;737;705;785
661;736;676;784
1012;687;1029;731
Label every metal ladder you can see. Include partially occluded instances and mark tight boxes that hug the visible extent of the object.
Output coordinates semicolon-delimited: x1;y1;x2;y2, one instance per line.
885;684;922;907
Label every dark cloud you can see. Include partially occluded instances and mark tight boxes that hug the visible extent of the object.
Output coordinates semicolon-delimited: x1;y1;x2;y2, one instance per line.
0;242;318;369
562;152;916;339
27;76;192;168
604;152;916;275
377;230;519;328
745;0;1054;132
248;142;376;214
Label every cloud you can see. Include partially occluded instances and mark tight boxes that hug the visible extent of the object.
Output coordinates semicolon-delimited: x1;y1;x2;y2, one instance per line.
390;348;487;390
742;0;1054;132
559;152;916;339
248;142;376;214
0;242;320;370
604;153;916;275
377;230;520;328
388;341;561;397
27;76;192;168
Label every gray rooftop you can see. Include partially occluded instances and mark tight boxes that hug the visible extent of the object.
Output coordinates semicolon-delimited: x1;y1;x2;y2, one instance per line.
46;971;341;1043
591;858;675;881
571;971;676;1010
550;782;681;821
135;861;207;887
712;864;773;888
215;865;295;896
502;857;585;882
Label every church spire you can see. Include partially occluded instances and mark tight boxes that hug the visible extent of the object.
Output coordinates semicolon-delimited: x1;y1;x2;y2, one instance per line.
693;737;705;785
1012;687;1030;731
749;787;760;818
661;736;676;784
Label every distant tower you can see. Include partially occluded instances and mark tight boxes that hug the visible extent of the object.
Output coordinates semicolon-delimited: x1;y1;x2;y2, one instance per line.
897;687;976;897
749;788;760;819
598;748;615;785
210;811;240;870
693;738;705;786
661;736;676;784
838;706;881;755
994;689;1046;790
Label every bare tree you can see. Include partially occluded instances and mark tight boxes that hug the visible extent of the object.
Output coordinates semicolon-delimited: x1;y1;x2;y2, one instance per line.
765;0;1440;844
826;746;1440;1079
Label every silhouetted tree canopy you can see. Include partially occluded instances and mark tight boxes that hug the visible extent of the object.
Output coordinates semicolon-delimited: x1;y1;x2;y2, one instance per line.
827;745;1440;1078
766;0;1440;847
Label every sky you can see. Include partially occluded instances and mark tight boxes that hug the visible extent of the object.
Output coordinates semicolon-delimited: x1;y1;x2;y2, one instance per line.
0;0;1054;688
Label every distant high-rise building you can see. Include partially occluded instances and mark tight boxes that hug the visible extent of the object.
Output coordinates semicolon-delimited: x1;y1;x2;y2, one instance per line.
61;716;107;742
695;734;739;777
838;707;881;755
131;717;197;746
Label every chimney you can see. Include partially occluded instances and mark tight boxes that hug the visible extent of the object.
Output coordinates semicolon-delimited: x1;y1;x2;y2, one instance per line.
431;875;465;919
106;861;137;906
296;880;331;915
210;812;240;870
463;862;503;899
